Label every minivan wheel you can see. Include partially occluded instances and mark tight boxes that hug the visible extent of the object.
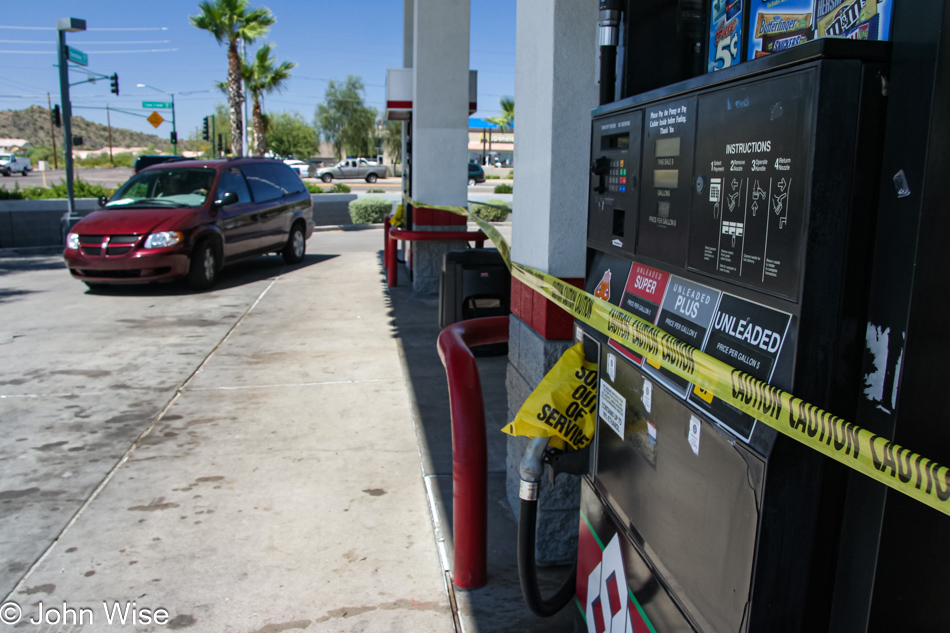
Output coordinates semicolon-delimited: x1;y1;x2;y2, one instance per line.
188;240;218;290
282;222;306;264
365;173;378;183
468;178;476;186
321;173;333;183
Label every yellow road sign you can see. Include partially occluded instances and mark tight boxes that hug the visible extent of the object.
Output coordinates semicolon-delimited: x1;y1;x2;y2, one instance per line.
147;111;164;128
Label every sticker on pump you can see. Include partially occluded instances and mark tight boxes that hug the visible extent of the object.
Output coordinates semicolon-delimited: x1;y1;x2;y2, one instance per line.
688;415;702;455
599;379;626;440
642;379;653;414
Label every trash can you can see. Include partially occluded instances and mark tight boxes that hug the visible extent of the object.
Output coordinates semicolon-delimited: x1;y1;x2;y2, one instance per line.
440;249;511;355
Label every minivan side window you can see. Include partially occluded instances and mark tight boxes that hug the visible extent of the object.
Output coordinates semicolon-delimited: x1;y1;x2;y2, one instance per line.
216;168;252;204
241;162;304;202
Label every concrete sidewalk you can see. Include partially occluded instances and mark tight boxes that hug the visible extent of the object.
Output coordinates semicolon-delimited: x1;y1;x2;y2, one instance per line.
4;229;577;632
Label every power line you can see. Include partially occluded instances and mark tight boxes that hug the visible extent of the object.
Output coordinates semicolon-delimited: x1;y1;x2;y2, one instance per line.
0;39;171;45
0;26;168;31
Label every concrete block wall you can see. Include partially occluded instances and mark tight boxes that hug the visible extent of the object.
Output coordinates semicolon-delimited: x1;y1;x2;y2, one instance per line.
506;315;578;566
0;199;100;249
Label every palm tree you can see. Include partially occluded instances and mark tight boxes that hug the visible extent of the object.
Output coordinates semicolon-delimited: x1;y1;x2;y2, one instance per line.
190;0;275;157
485;97;514;132
244;44;295;156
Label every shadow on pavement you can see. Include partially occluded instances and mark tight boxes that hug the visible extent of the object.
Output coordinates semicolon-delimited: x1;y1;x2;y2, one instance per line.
380;250;581;633
79;253;340;297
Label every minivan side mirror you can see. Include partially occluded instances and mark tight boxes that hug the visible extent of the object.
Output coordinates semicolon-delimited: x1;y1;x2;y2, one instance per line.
214;191;239;207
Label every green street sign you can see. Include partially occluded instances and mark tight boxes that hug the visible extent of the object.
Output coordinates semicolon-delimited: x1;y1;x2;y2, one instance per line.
142;101;172;109
66;47;88;67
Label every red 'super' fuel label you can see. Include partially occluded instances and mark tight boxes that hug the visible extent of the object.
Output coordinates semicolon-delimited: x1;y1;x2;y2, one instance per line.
609;263;671;365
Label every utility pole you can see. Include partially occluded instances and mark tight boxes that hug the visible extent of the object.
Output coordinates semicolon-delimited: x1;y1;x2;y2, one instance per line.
56;17;86;240
46;92;59;170
106;104;114;166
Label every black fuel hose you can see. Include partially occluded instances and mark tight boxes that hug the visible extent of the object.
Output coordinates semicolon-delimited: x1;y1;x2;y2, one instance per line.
518;491;578;617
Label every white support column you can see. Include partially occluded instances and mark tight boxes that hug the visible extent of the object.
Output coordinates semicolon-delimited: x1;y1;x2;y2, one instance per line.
512;0;597;278
410;0;471;294
506;0;598;564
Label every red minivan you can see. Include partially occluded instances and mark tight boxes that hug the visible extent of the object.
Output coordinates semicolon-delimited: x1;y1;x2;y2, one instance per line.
64;158;313;290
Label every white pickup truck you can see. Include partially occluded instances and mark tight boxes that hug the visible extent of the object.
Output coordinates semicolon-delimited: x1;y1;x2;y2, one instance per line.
0;153;31;177
315;158;387;184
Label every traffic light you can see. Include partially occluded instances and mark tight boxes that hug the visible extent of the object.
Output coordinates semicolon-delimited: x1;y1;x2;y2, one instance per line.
51;104;61;127
202;116;210;141
170;131;177;144
110;73;119;96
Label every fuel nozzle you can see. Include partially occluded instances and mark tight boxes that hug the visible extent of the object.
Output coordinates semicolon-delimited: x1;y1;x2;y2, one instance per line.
598;0;624;105
598;0;623;47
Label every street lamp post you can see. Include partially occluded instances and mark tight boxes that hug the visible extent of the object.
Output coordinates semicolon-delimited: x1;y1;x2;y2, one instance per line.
137;83;177;155
56;17;86;240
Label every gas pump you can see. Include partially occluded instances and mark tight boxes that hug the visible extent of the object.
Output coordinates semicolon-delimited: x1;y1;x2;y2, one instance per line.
572;1;904;631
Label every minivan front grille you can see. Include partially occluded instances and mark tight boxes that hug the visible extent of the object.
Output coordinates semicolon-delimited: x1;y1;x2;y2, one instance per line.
78;234;140;257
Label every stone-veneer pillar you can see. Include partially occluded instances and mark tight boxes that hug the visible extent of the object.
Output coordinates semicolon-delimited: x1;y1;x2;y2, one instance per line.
409;0;471;294
506;0;598;565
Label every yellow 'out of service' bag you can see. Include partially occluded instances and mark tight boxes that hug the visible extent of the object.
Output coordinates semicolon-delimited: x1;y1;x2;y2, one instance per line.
503;342;598;450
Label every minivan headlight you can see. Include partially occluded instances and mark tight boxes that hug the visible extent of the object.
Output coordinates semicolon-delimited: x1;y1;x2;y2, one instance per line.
143;231;183;249
66;233;80;250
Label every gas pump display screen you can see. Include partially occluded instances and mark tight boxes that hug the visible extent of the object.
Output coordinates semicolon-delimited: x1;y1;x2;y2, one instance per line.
601;132;630;150
687;70;815;300
637;98;696;266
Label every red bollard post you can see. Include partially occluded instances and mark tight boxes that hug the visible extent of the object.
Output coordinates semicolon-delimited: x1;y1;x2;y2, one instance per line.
387;227;398;288
436;316;510;590
383;215;391;271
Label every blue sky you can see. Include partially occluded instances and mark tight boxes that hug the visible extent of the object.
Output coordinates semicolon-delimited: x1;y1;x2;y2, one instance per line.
0;1;515;142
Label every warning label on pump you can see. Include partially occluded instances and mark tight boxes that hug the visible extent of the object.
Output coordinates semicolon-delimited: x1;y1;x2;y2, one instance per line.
599;379;627;439
404;193;950;519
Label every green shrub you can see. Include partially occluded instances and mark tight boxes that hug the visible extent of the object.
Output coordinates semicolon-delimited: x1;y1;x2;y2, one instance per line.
507;170;514;178
367;188;386;193
494;183;513;194
5;178;116;200
305;182;324;194
348;196;393;224
330;182;351;193
0;187;23;200
486;175;500;180
471;199;510;222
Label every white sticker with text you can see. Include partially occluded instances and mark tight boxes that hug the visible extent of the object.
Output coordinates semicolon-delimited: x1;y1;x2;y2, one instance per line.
688;415;702;456
599;379;626;439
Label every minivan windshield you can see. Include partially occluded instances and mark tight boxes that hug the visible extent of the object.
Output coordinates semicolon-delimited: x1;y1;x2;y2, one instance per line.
107;167;216;209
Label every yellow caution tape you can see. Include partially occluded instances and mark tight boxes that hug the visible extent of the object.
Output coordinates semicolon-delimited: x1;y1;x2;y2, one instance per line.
403;195;950;517
390;204;404;228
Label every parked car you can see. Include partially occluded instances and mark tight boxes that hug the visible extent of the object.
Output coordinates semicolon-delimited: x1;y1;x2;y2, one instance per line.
64;158;314;290
315;158;386;183
0;153;31;176
133;154;193;173
468;162;485;186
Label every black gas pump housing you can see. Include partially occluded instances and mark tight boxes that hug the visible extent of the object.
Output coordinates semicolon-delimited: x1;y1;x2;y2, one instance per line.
578;1;950;631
